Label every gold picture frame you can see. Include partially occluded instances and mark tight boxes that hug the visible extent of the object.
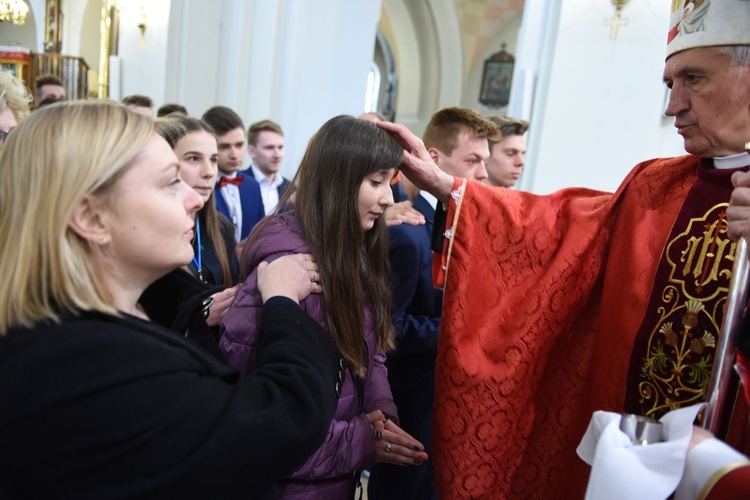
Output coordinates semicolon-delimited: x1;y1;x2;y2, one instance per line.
43;0;62;53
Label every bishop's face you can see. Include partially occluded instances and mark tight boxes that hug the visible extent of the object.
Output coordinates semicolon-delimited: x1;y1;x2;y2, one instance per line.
663;47;750;158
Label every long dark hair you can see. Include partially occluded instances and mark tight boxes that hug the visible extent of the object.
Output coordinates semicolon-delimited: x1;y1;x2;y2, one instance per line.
155;115;234;287
245;115;401;376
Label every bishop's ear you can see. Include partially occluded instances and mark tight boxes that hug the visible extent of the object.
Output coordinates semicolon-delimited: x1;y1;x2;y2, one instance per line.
68;195;110;246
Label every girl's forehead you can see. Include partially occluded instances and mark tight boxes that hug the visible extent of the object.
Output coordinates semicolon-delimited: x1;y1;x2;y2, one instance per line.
374;167;397;176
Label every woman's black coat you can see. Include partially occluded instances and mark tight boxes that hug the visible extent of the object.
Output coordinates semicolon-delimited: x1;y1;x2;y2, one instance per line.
0;270;343;499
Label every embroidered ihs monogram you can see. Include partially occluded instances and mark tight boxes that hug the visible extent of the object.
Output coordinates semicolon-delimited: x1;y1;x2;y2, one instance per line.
636;203;735;419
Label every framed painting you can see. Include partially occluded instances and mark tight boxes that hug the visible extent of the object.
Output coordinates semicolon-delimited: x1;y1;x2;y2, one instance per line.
44;0;62;53
479;43;515;108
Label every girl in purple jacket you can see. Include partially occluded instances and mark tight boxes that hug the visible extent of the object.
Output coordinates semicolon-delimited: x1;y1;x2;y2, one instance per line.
220;115;428;499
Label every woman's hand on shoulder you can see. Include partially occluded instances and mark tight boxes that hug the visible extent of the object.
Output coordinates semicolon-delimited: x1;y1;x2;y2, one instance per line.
257;254;322;304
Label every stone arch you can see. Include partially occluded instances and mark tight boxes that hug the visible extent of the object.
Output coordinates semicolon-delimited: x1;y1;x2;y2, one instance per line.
380;0;463;134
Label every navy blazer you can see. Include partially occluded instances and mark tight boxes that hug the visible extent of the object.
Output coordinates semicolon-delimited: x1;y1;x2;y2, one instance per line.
276;177;295;214
387;194;442;357
277;177;291;199
215;175;265;241
368;187;441;500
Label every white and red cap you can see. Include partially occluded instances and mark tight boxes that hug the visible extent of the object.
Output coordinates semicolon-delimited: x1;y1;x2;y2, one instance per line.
667;0;750;58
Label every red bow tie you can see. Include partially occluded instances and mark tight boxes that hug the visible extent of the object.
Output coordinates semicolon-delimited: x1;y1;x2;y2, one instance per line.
218;175;244;188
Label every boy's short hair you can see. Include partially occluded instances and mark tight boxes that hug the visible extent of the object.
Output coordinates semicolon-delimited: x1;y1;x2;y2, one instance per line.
202;106;244;136
422;107;501;155
156;103;188;117
122;94;154;108
487;115;529;149
34;74;62;94
247;119;283;146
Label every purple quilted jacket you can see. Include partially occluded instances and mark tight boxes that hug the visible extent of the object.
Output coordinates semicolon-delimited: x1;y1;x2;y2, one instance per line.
220;214;398;500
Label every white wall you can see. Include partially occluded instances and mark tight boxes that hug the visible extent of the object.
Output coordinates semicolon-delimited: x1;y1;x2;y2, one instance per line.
516;0;686;194
29;0;45;51
77;0;101;72
164;0;382;178
427;0;462;109
116;0;171;104
382;0;422;127
163;0;224;116
61;0;87;62
273;0;382;177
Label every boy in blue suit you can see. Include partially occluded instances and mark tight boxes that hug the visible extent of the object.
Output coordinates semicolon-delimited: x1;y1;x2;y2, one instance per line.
368;107;500;500
202;106;265;243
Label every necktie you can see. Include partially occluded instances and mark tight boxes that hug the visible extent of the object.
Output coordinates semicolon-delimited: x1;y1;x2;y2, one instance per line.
219;175;244;188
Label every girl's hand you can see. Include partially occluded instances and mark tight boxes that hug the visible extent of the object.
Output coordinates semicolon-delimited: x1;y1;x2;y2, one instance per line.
374;418;429;466
367;410;387;440
205;285;238;326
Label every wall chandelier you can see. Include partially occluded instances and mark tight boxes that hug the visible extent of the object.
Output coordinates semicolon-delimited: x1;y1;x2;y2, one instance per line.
0;0;29;25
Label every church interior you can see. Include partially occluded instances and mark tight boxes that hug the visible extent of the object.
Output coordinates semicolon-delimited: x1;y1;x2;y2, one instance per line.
1;0;685;194
2;2;749;498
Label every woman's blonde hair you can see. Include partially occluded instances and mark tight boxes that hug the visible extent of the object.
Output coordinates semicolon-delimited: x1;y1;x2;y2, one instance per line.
0;100;154;334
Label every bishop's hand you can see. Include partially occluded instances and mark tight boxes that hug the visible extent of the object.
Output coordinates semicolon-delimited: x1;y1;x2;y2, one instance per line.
727;167;750;241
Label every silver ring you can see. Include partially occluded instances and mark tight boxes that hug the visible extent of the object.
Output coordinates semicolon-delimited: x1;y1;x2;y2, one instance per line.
385;442;392;453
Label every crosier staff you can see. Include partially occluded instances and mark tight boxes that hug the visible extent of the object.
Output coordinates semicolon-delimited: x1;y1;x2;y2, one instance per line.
703;141;750;434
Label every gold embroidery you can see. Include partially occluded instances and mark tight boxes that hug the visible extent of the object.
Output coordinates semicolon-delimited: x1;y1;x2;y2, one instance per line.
638;203;732;419
671;207;735;301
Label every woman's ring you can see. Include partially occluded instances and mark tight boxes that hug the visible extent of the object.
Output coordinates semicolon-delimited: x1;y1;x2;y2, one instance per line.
385;442;392;453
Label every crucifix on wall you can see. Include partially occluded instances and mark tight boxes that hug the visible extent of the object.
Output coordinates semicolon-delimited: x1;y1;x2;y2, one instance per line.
604;0;631;40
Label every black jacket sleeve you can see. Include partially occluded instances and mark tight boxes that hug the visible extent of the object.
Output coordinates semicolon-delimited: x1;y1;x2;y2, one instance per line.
0;299;342;500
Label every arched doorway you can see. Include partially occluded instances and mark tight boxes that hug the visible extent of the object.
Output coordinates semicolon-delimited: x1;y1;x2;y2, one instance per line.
365;29;397;122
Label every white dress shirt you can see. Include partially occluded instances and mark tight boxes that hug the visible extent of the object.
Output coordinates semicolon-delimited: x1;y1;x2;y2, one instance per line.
218;172;243;242
251;166;284;215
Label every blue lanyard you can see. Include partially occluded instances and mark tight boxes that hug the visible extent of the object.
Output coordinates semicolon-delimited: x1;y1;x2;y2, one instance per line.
192;218;203;282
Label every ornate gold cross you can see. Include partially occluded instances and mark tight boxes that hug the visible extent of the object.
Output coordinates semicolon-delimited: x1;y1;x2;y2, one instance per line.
605;0;630;40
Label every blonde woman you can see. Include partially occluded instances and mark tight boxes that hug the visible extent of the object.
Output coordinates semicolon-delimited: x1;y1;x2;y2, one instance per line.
0;101;343;499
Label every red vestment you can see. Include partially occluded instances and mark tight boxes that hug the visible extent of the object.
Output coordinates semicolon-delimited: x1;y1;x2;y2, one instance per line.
432;155;749;498
706;464;750;499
